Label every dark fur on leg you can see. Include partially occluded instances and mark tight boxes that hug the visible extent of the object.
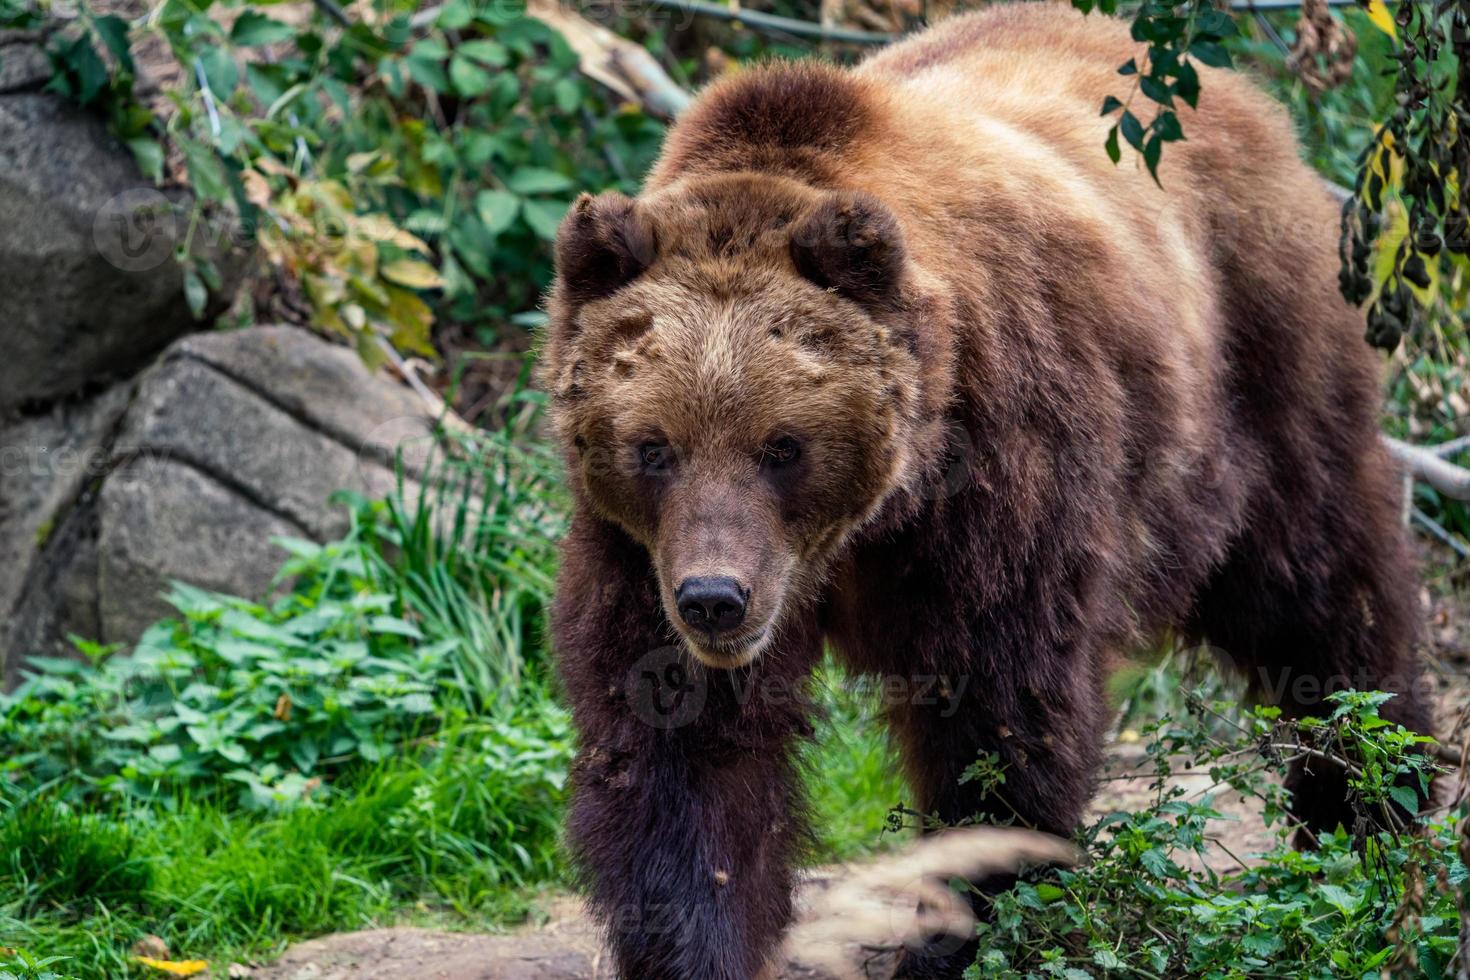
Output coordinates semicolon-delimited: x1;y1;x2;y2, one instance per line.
554;515;823;979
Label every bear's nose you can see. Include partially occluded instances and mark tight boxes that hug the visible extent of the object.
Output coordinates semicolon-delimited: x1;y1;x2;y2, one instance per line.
675;576;748;635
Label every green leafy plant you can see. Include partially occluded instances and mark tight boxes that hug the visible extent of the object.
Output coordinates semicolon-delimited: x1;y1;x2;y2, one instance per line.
0;419;574;976
2;0;664;354
1;580;465;808
959;689;1462;979
0;947;78;980
1337;0;1470;351
0;414;563;808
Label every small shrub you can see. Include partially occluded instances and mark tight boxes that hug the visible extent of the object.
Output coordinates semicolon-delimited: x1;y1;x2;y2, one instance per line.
0;947;78;980
0;424;562;809
961;690;1463;979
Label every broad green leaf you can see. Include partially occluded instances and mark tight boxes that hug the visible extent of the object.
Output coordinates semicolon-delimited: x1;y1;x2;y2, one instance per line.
553;77;581;114
128;137;164;181
1188;40;1232;68
507;166;573;195
1119;110;1145;152
231;11;295;46
438;0;475;29
179;138;224;196
92;14;135;74
1388;783;1420;815
476;189;521;235
449;53;492;96
197;47;238;96
458;39;508;66
521;198;569;239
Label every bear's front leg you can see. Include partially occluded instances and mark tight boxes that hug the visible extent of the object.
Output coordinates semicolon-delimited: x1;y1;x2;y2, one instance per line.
553;516;822;980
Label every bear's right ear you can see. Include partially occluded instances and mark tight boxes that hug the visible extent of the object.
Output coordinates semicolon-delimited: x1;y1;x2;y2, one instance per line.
554;192;657;305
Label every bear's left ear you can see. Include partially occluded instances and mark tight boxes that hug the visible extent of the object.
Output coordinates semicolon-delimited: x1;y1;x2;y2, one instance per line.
554;192;658;305
789;191;906;309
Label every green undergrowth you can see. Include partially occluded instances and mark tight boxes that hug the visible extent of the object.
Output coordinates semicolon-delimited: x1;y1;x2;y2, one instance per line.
0;420;579;977
957;690;1467;979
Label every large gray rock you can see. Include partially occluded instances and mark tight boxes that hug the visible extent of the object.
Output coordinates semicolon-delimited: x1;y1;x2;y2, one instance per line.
96;456;308;645
1;326;438;686
0;31;51;93
0;385;132;683
0;31;244;412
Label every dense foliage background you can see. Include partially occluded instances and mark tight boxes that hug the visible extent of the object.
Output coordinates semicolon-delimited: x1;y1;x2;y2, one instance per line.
1;0;1468;977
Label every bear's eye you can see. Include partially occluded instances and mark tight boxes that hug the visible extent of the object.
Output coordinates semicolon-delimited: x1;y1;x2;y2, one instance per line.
638;441;675;473
759;437;801;469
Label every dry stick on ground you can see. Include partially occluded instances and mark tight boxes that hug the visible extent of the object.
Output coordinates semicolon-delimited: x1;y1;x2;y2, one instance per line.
528;0;1363;51
412;3;697;118
310;0;351;28
1440;741;1470;768
372;335;477;437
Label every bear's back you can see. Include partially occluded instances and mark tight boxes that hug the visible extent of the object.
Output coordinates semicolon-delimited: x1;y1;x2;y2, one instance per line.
643;5;1377;531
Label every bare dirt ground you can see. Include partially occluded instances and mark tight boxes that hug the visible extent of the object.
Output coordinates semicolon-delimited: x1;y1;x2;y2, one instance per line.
242;577;1470;980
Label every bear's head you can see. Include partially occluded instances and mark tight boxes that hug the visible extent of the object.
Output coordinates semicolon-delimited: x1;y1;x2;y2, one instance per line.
543;174;942;669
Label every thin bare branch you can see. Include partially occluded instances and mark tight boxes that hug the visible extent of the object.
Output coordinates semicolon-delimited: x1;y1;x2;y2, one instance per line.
1388;437;1470;501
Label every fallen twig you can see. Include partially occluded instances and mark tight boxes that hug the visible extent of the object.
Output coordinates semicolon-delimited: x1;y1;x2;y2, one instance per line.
372;335;475;437
641;0;896;44
311;0;352;28
1412;507;1470;559
1437;740;1468;769
1430;434;1470;458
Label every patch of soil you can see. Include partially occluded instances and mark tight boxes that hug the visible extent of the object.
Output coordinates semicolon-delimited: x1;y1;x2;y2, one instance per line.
242;927;601;980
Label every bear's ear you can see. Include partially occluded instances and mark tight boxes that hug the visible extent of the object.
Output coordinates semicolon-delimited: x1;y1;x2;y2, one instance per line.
789;191;906;309
554;192;657;305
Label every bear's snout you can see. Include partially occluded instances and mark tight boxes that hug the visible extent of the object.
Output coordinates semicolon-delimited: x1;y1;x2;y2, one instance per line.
675;576;749;635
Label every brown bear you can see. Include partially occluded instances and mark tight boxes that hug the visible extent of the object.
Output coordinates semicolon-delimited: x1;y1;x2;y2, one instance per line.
541;5;1431;978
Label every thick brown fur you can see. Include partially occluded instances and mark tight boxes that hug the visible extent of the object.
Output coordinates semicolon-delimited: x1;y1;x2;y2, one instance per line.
541;7;1432;979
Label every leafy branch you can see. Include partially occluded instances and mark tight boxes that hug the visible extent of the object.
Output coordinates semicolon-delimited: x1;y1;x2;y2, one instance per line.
1078;0;1238;184
1340;0;1470;350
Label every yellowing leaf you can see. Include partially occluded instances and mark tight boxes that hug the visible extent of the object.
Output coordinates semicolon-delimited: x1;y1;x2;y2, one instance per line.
385;285;437;356
346;150;381;174
135;957;209;976
1364;0;1395;38
381;259;444;290
356;214;430;254
241;169;272;209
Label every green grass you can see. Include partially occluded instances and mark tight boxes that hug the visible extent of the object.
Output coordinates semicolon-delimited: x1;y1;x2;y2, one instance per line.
0;678;901;979
0;700;573;978
803;665;909;862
